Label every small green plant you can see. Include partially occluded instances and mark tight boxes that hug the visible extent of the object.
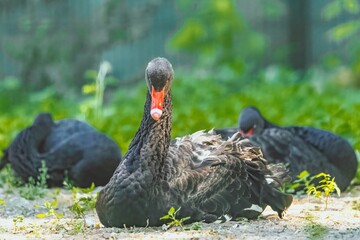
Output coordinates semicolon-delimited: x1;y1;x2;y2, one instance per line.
306;173;341;210
184;222;202;231
37;160;49;188
286;170;340;209
12;215;24;232
0;165;21;192
19;177;45;200
62;171;74;190
34;198;64;219
18;160;48;200
67;219;86;235
69;195;97;219
68;183;97;227
160;207;191;230
0;198;5;206
285;170;341;209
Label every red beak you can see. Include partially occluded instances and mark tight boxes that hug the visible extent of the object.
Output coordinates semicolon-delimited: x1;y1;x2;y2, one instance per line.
240;129;253;136
151;86;165;121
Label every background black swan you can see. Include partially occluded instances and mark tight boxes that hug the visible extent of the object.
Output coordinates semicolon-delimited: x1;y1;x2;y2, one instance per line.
95;58;293;228
0;113;121;187
237;106;358;191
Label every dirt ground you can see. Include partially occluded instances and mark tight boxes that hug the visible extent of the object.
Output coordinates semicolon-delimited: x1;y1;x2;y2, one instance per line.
0;186;359;240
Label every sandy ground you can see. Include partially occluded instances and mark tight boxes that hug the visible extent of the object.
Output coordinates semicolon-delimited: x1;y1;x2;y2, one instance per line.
0;186;359;240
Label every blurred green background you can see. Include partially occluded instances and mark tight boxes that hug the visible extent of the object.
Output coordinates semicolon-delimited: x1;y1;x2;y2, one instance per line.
0;0;360;180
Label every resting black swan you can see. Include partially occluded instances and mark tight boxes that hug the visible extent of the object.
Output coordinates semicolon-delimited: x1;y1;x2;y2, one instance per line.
95;58;293;227
0;113;121;187
237;106;358;191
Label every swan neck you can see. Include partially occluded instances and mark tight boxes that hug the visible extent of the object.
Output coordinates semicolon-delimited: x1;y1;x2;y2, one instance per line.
126;90;172;176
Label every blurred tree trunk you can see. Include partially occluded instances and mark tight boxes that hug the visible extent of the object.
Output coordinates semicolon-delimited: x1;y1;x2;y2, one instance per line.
286;0;310;70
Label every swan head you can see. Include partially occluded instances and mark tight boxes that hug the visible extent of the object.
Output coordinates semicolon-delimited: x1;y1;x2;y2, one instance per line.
145;57;174;121
238;106;265;136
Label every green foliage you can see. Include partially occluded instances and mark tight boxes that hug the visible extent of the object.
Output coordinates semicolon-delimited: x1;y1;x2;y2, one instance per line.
69;196;97;219
62;172;74;190
286;170;315;194
1;65;360;173
170;0;266;76
67;219;86;235
34;198;64;219
321;0;360;87
306;173;341;210
69;183;97;223
71;182;96;194
160;207;191;230
19;161;48;200
323;0;360;42
0;165;21;191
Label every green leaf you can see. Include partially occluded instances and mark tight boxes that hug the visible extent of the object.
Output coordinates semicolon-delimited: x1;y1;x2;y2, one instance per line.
181;216;191;222
80;182;96;193
314;172;329;178
36;213;47;218
322;0;342;21
343;0;360;14
327;20;360;42
298;170;309;179
168;207;175;215
290;183;300;189
160;215;170;220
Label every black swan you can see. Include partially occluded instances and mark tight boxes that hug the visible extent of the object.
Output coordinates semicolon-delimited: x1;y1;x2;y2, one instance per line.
238;106;358;191
95;58;293;227
0;113;121;187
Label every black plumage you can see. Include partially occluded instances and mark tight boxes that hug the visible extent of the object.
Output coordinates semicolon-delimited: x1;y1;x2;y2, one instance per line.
0;113;121;187
238;106;358;191
95;58;292;227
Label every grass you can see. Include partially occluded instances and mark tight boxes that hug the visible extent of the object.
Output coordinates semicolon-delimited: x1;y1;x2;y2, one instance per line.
303;212;329;240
